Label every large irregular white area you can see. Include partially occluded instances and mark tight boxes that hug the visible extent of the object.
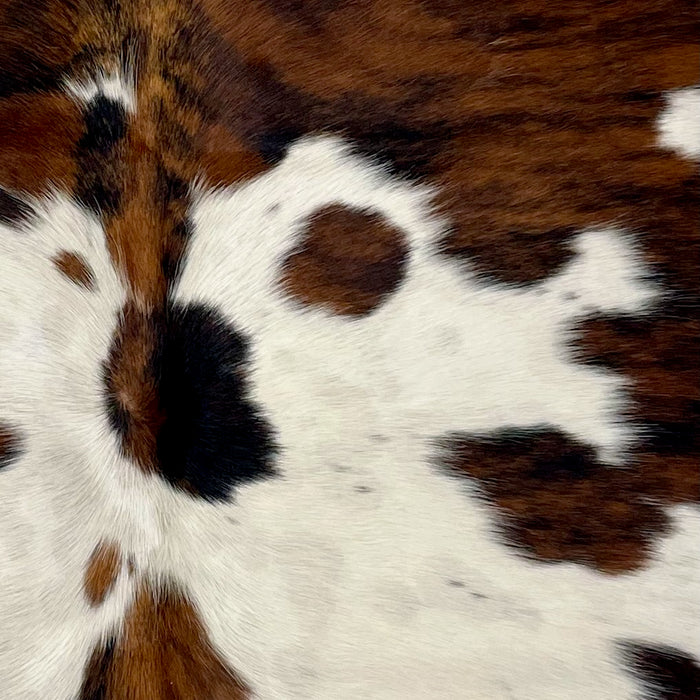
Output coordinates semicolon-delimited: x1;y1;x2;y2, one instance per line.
0;196;154;699
0;93;698;698
166;135;699;699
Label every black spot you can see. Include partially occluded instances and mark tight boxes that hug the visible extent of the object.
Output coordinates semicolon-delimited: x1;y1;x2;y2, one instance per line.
621;642;700;699
78;637;115;700
156;165;189;205
0;189;33;226
154;303;277;501
75;174;122;216
79;96;127;156
257;126;303;164
446;579;465;588
74;96;127;216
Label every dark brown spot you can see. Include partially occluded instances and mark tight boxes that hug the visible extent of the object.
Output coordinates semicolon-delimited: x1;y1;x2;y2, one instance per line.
0;424;22;470
622;642;700;699
53;251;95;290
84;541;122;607
440;428;670;574
0;188;32;225
282;205;408;316
78;581;250;699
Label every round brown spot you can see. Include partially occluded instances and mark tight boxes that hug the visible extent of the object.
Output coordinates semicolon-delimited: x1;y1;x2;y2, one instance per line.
281;205;408;316
84;540;122;607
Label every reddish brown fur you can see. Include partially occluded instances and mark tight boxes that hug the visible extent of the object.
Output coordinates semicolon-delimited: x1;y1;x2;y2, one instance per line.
84;541;122;607
79;581;249;699
53;251;95;290
282;205;409;316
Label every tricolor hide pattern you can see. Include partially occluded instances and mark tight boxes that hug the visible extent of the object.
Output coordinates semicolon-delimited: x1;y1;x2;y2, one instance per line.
0;0;698;698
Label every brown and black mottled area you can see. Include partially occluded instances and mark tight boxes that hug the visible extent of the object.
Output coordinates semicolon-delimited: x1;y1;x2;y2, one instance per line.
0;424;21;470
282;205;409;316
78;581;249;699
84;541;122;607
104;302;276;501
53;251;96;289
440;427;696;574
622;643;700;699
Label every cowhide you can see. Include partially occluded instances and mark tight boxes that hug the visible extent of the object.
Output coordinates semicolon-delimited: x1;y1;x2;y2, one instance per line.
0;1;698;698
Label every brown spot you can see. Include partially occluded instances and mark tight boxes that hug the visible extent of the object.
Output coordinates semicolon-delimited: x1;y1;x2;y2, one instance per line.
103;304;165;473
78;581;250;699
622;643;700;699
84;541;122;607
0;424;21;469
53;251;95;290
282;205;408;315
441;428;670;574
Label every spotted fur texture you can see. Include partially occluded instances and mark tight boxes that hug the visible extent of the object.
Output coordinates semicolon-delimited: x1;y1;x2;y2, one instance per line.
0;1;698;698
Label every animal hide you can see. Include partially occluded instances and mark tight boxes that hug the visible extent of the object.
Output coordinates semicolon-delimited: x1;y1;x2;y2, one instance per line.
0;1;698;698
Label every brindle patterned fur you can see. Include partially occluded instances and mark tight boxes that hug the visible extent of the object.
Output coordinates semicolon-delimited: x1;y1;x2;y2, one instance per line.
0;0;698;698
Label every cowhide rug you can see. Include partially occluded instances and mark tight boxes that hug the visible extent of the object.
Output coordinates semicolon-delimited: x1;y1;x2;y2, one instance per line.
0;1;698;698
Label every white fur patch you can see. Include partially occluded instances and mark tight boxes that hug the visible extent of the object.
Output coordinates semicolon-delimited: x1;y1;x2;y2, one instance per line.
657;86;700;159
65;71;136;113
0;195;159;698
163;136;697;699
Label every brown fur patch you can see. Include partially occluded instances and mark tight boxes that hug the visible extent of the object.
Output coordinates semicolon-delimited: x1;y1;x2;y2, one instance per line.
53;251;95;290
103;304;165;473
78;581;250;699
442;428;674;574
198;0;698;287
84;541;122;607
0;93;82;195
282;205;408;315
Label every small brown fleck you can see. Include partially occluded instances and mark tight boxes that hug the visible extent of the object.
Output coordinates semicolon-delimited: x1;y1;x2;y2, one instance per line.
281;205;408;316
53;251;95;290
84;541;122;607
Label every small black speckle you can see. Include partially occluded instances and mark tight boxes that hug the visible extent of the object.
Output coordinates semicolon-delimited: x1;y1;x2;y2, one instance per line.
354;485;373;493
447;579;465;588
470;592;488;599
